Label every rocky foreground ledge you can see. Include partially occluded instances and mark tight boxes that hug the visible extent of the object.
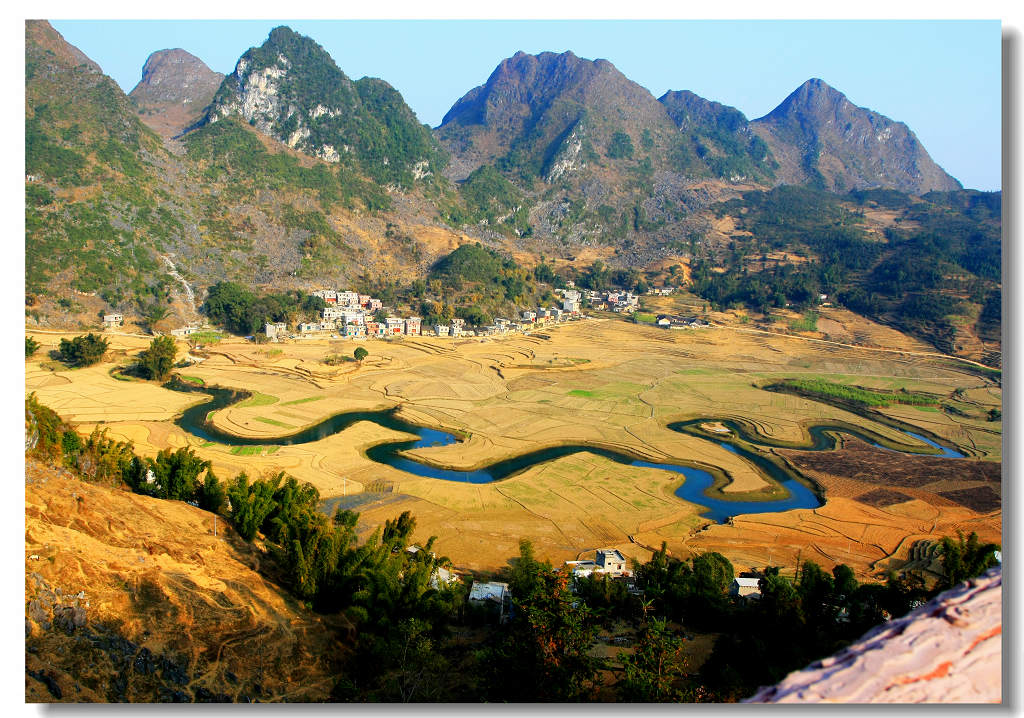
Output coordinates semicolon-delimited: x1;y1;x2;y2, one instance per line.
746;566;1001;703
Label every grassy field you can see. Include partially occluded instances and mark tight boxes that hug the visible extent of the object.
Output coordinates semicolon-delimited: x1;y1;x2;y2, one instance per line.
281;395;326;406
239;392;280;407
26;318;1001;577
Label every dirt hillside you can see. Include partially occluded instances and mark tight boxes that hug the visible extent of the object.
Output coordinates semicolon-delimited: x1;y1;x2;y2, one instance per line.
24;456;348;703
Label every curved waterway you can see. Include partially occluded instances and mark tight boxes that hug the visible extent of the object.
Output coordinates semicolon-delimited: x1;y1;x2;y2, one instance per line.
167;379;962;523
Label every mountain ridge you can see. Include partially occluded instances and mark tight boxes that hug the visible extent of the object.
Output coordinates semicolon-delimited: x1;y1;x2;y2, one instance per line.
751;78;962;194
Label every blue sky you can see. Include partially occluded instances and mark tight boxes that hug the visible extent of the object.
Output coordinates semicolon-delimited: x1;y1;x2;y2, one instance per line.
49;19;1002;191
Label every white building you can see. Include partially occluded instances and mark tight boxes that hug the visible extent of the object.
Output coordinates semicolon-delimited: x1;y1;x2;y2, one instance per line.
469;581;511;621
596;548;627;575
730;577;762;600
265;321;287;339
338;290;360;307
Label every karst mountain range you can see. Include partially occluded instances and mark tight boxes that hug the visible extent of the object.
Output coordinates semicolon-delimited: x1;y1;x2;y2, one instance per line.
27;20;977;330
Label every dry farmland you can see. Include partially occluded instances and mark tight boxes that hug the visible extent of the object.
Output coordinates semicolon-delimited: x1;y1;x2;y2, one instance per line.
25;316;1002;579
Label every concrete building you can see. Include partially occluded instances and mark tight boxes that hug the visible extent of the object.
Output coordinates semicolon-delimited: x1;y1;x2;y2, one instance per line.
596;549;627;575
405;316;421;336
264;322;287;339
337;291;360;307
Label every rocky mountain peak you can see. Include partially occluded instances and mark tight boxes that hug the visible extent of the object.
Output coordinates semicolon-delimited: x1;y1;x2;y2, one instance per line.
201;25;441;187
758;77;852;126
130;49;223;106
751;78;961;194
129;49;223;137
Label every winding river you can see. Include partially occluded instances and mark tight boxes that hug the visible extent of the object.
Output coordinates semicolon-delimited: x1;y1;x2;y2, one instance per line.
167;379;964;524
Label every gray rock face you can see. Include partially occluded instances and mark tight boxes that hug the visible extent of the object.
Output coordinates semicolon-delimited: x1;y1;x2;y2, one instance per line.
129;49;223;108
746;567;1001;703
751;78;961;195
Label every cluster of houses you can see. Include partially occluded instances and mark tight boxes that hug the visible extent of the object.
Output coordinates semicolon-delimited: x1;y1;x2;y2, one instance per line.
265;287;587;342
555;287;640;314
655;314;712;330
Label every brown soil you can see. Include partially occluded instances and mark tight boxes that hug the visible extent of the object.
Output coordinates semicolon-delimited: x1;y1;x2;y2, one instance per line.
25;457;348;703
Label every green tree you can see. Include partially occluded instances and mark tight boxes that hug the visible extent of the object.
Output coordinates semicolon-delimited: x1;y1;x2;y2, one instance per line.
354;346;369;362
136;335;177;381
197;469;227;514
938;531;1000;589
147;446;209;501
619;618;691;701
57;333;109;367
227;473;279;541
26;336;40;358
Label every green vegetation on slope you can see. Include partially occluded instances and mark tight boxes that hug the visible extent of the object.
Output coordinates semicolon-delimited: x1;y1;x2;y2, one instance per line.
774;379;938;408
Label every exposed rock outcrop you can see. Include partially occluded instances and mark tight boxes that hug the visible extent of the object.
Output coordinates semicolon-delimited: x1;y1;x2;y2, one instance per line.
746;567;1001;703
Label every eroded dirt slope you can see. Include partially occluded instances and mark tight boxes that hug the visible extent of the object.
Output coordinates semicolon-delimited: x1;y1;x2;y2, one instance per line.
25;457;348;703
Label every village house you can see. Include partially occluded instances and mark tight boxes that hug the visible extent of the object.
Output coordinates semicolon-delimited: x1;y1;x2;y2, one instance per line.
405;316;421;336
102;313;124;328
312;289;338;304
342;310;365;325
434;324;450;337
564;560;599;579
730;577;762;601
170;325;199;337
596;548;628;576
337;290;360;307
522;310;537;322
264;321;287;340
367;298;383;312
385;317;404;335
342;322;366;338
431;566;460;590
323;306;346;321
468;581;511;622
298;321;320;334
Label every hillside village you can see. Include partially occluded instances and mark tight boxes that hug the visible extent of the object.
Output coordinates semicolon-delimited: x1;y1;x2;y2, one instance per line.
99;282;715;342
260;286;648;342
